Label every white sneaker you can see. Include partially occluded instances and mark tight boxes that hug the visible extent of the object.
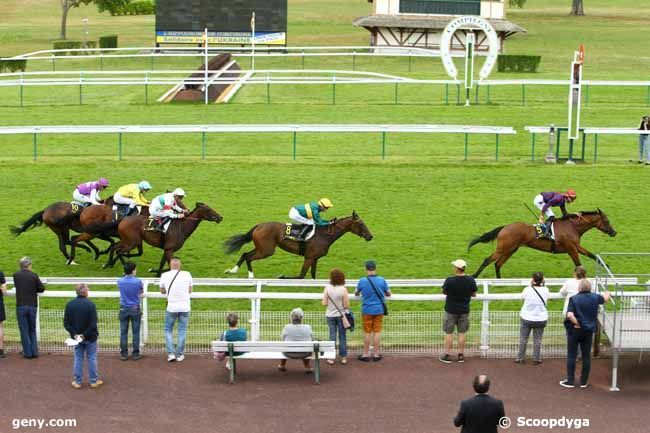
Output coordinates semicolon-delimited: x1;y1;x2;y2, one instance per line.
176;354;185;362
167;354;176;362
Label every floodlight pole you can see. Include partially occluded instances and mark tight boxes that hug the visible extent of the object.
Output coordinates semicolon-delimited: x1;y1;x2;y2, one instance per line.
204;28;209;105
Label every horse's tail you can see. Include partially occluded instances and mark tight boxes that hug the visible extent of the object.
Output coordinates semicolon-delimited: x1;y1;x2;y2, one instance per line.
10;210;45;236
224;226;257;254
83;220;119;235
467;225;505;252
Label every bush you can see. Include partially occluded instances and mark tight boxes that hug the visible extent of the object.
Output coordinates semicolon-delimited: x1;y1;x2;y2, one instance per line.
52;40;83;56
110;1;155;15
0;58;28;73
99;35;118;49
83;40;98;54
497;55;542;73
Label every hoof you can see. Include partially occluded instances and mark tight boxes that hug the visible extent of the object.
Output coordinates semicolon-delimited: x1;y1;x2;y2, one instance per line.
247;272;255;279
66;260;79;266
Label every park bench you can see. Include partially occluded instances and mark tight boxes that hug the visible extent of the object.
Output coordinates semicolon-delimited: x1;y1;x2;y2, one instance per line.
211;340;336;384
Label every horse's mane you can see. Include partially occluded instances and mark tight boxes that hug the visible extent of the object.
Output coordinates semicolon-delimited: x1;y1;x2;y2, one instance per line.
560;210;602;220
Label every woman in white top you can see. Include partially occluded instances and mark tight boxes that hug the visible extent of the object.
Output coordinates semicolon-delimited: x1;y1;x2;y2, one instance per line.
516;272;550;365
321;268;350;365
560;266;587;317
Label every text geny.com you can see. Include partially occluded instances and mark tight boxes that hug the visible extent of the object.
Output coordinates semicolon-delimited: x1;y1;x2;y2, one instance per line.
12;419;77;430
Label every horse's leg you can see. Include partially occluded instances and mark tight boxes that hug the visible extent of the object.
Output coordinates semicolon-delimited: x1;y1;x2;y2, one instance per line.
242;248;274;278
123;244;144;258
576;245;597;261
224;250;250;275
69;233;98;264
151;250;171;276
472;252;499;278
493;247;519;279
567;247;582;266
310;259;318;279
280;258;313;280
55;229;73;263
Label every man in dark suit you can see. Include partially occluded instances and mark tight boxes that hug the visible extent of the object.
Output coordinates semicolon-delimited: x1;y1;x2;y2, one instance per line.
454;375;506;433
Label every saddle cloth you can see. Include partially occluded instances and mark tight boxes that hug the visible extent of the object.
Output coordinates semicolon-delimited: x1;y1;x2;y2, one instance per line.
146;216;171;233
112;204;141;221
70;201;89;216
283;223;315;242
534;222;555;241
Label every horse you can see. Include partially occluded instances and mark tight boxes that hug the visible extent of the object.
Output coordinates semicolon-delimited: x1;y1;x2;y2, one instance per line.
10;200;113;263
102;202;223;276
467;209;617;278
223;211;373;279
68;202;150;265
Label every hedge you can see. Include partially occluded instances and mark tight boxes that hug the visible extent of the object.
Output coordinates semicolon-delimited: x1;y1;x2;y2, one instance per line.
0;58;28;73
52;40;83;56
110;1;155;15
497;55;542;73
99;35;118;49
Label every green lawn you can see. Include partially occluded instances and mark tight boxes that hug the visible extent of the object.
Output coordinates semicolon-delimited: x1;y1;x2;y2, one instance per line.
0;1;649;315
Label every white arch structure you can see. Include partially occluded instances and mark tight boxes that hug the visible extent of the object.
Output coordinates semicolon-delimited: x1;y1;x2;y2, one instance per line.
440;16;499;81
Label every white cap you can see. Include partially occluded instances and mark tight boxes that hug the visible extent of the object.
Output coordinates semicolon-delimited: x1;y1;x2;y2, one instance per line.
173;188;185;197
451;259;467;269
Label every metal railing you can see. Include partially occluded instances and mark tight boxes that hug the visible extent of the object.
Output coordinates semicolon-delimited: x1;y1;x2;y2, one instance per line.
2;276;642;358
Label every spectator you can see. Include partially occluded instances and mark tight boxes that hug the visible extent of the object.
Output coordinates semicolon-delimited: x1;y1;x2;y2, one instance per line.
560;266;587;318
215;313;247;369
560;279;611;389
454;375;506;433
13;257;45;359
638;115;650;164
355;260;391;362
440;259;477;364
278;308;314;373
322;268;350;365
159;257;193;363
117;262;144;361
0;269;6;359
64;283;101;389
515;272;549;365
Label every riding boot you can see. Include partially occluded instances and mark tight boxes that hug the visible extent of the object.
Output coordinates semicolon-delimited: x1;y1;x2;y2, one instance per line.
545;216;555;238
155;217;169;233
299;225;313;241
127;206;137;216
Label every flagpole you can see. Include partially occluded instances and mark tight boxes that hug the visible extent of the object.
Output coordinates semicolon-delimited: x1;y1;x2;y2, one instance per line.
204;27;208;105
251;12;256;72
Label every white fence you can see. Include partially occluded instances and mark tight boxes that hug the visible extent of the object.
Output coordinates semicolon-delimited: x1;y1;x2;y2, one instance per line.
2;277;642;358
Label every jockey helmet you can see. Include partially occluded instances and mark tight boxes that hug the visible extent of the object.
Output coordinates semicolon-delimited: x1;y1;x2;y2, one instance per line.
318;198;333;209
173;188;186;197
138;181;151;191
565;189;577;199
98;178;109;187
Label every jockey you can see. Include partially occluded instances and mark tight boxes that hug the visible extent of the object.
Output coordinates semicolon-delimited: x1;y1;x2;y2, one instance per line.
73;178;109;206
149;188;188;231
113;181;151;215
533;190;577;236
288;198;333;240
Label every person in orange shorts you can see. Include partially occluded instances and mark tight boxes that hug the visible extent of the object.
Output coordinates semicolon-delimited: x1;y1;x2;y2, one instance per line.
355;260;391;362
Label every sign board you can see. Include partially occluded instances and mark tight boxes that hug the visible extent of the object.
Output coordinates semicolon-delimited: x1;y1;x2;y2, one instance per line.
156;0;287;45
440;16;499;82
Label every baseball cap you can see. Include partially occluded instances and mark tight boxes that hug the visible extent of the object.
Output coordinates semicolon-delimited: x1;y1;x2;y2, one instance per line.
451;259;467;269
365;260;376;270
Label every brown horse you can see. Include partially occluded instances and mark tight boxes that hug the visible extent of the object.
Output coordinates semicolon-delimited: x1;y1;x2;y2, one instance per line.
68;202;150;265
103;202;223;275
10;201;113;263
468;209;617;278
223;211;373;279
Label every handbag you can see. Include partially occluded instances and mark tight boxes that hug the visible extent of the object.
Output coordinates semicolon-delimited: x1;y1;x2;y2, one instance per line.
366;277;388;316
164;270;181;298
326;288;354;331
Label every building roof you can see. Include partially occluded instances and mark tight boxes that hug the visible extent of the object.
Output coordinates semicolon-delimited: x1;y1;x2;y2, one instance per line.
353;14;527;34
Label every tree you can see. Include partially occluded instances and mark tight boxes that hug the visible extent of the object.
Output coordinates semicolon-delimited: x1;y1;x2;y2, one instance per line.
509;0;527;8
59;0;130;40
570;0;585;16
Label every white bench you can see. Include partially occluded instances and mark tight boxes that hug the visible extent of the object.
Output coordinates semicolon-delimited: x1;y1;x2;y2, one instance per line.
211;340;336;384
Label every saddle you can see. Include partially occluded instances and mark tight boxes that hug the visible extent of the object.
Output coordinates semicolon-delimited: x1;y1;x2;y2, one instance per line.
534;222;555;241
283;223;314;242
70;201;89;216
112;204;139;221
145;216;170;233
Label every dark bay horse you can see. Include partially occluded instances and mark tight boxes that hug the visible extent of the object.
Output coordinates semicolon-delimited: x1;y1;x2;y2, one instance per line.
223;211;373;279
68;203;150;265
468;209;617;278
103;202;223;276
10;200;113;263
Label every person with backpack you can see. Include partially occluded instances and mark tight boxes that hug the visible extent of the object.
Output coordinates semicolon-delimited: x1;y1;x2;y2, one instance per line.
355;260;390;362
515;271;550;365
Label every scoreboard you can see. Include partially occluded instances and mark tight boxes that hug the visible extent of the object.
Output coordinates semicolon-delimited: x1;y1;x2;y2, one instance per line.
156;0;288;45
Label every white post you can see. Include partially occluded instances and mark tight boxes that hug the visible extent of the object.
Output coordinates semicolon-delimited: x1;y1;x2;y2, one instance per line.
254;281;262;341
251;12;256;72
464;32;475;107
480;281;490;357
36;296;41;342
204;28;209;105
141;281;149;346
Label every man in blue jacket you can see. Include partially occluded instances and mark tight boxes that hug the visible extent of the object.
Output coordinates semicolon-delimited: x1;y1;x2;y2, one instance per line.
64;283;102;389
288;198;333;241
